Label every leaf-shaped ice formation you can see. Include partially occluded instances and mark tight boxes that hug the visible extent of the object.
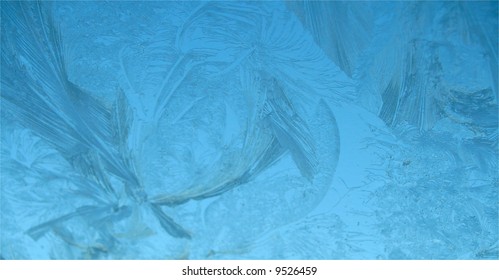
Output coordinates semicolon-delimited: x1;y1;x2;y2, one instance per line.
290;1;497;132
149;68;338;207
1;2;139;193
263;76;318;180
359;1;497;131
195;98;340;259
287;1;373;77
1;1;194;249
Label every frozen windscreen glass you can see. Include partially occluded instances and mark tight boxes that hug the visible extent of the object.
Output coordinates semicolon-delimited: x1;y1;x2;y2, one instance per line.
1;1;497;260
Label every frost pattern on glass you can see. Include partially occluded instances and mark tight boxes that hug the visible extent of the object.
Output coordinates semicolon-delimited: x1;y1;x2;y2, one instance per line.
1;1;497;259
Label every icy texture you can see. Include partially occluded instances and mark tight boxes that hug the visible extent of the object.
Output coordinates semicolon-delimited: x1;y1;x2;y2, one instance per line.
0;1;497;259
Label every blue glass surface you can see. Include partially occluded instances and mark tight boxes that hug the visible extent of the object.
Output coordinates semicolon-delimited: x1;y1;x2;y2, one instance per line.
1;1;497;259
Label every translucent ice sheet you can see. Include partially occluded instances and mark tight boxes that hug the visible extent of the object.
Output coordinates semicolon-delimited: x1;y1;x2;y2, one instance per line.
1;1;497;259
